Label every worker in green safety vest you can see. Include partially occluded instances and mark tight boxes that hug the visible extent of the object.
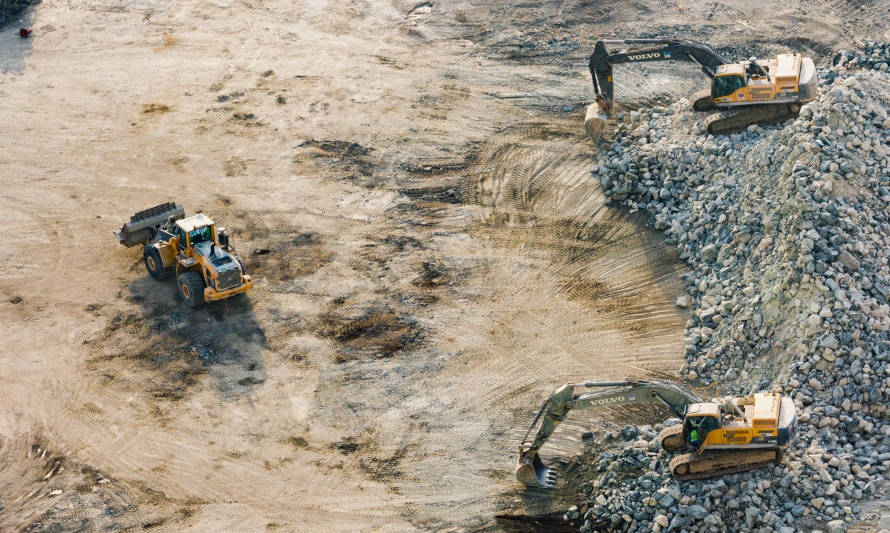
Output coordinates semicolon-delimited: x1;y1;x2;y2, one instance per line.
688;416;708;446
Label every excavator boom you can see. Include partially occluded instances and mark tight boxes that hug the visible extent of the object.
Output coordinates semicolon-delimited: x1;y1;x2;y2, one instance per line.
585;39;729;142
516;379;701;488
589;39;729;115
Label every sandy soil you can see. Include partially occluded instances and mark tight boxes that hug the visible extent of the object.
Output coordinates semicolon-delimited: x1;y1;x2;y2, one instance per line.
1;0;886;531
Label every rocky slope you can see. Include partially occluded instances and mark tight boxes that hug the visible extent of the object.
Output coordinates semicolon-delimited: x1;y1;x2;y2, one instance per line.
568;42;890;533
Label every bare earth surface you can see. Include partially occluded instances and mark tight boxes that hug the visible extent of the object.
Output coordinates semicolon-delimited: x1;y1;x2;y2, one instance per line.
1;0;887;531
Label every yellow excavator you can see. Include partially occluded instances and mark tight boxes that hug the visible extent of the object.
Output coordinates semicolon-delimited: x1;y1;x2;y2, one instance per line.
516;379;797;488
584;39;818;141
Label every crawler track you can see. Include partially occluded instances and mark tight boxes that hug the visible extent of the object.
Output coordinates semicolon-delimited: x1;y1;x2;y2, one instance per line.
657;424;684;451
669;448;781;480
690;89;714;112
704;103;801;135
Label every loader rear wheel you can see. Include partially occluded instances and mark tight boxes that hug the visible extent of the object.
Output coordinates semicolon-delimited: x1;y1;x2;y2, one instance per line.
177;271;206;307
144;247;172;280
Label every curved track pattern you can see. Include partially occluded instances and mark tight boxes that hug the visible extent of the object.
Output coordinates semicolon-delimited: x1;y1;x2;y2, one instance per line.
0;0;774;528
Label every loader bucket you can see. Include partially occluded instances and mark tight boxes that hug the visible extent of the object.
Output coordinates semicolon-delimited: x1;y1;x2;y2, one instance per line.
584;102;610;143
516;449;557;489
116;202;185;247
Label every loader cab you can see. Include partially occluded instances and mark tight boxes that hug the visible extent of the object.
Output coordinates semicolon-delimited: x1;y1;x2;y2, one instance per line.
175;214;216;252
684;403;722;447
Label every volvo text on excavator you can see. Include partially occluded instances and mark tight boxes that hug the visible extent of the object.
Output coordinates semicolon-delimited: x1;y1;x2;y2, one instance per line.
584;39;817;141
516;379;797;488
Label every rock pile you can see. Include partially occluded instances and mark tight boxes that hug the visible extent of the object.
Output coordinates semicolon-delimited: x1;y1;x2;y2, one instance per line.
572;42;890;532
0;0;34;26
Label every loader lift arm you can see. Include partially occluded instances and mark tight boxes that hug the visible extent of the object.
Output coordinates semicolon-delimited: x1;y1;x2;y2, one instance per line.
516;379;702;488
589;39;731;116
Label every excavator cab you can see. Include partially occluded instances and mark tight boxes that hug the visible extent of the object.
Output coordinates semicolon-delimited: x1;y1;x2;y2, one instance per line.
685;414;720;447
711;73;746;98
682;403;721;449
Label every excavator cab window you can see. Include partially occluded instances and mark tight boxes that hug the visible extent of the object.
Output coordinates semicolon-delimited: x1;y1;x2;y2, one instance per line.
686;415;719;446
712;75;745;98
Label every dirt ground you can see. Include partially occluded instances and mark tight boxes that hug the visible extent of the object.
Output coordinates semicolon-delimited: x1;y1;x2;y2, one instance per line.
1;0;887;531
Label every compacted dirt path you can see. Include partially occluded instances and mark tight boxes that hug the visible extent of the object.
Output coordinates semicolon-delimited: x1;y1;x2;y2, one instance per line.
1;0;880;530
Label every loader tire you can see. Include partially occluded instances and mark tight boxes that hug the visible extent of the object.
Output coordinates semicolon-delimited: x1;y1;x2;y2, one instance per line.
144;247;173;280
177;271;206;307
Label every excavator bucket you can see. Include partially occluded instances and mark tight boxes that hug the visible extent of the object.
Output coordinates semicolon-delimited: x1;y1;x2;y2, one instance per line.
584;102;610;143
516;449;557;489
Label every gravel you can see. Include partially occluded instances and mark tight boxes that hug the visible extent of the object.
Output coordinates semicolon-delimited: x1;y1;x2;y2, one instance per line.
571;41;890;532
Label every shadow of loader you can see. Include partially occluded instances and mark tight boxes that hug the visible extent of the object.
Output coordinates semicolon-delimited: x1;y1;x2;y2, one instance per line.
114;275;268;400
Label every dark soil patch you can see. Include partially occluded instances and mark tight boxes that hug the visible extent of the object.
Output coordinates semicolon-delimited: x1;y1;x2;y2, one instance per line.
287;436;309;449
359;444;411;481
493;512;581;533
317;305;421;362
399;161;468;174
330;437;360;454
216;91;244;102
295;139;381;188
380;234;425;252
299;139;372;157
412;260;455;288
243;230;334;282
398;184;462;204
142;103;171;114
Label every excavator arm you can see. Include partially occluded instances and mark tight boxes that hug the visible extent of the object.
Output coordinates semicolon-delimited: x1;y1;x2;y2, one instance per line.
585;39;730;142
516;379;702;488
589;39;730;114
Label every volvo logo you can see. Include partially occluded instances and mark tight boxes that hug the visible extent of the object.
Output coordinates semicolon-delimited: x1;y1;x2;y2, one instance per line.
627;53;662;60
589;394;635;406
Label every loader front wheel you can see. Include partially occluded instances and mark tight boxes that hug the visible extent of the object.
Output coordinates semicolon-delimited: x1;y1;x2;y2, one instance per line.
144;247;172;280
177;271;206;307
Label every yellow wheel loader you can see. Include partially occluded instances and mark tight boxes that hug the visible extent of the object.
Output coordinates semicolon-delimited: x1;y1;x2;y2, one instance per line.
115;202;253;307
584;39;817;142
516;379;797;488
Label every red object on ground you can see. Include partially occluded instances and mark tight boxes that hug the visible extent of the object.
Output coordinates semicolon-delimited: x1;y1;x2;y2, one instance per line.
19;28;32;38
